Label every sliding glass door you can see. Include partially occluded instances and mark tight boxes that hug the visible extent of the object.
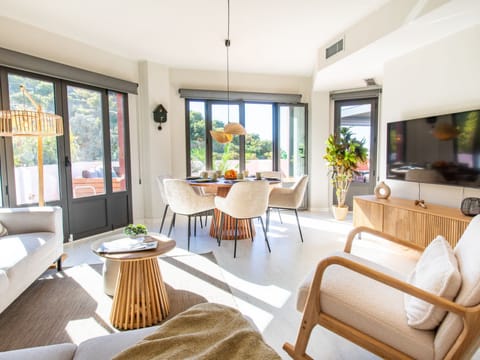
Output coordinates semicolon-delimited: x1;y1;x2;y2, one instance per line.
64;83;132;239
333;98;378;209
0;68;133;240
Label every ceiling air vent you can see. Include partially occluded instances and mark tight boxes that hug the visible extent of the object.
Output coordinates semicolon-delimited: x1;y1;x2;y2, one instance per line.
325;38;344;59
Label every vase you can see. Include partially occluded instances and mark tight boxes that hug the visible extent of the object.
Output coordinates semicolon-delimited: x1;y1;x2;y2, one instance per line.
374;181;391;199
332;205;349;221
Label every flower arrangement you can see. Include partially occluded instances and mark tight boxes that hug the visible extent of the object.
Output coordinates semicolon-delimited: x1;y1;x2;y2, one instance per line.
124;224;148;237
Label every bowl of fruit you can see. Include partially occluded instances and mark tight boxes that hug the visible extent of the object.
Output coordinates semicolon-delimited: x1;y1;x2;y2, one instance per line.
224;169;237;180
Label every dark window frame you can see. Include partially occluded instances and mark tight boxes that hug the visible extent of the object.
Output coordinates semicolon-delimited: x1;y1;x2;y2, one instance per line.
185;97;308;177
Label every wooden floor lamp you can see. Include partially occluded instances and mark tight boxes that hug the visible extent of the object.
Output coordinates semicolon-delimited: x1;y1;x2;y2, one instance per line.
0;85;63;206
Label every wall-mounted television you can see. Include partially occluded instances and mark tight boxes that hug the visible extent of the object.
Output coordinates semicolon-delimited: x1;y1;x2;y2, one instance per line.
387;109;480;188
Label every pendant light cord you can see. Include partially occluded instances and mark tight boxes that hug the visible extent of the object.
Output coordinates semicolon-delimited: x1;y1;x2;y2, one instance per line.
225;0;230;124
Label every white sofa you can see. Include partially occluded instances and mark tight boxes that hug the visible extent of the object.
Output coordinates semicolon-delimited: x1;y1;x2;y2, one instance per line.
0;326;159;360
0;206;64;314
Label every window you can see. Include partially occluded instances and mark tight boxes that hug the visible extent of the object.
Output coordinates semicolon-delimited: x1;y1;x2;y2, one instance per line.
186;98;307;179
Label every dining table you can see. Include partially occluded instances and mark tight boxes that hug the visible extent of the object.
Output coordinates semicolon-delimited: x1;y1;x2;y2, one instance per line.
188;177;280;240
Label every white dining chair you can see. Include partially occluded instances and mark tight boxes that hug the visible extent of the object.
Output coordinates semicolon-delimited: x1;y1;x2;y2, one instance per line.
163;179;216;251
155;175;171;234
267;175;309;242
215;180;271;258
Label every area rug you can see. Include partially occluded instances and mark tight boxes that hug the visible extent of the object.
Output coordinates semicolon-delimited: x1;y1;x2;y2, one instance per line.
0;250;235;352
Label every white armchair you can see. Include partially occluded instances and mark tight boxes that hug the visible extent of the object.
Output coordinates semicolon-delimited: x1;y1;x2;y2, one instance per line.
284;215;480;360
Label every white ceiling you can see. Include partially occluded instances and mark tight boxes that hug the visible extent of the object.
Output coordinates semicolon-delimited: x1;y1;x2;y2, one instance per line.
2;0;479;92
0;0;391;76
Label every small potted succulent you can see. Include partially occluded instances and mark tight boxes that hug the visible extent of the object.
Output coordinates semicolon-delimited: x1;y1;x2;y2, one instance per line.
124;224;148;238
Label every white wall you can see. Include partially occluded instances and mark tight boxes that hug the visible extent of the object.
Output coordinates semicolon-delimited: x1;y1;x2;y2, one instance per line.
380;25;480;208
309;91;331;211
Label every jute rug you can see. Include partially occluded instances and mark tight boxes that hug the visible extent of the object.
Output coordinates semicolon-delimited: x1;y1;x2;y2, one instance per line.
0;251;235;352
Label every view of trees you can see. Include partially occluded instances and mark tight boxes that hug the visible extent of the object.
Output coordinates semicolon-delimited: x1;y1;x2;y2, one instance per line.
7;75;122;167
8;74;58;166
189;109;273;173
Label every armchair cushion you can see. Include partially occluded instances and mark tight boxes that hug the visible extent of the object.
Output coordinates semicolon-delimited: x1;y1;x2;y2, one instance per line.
297;252;435;359
404;235;462;330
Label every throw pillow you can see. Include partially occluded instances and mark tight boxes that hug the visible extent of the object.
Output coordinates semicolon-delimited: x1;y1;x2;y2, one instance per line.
404;235;462;330
0;222;8;237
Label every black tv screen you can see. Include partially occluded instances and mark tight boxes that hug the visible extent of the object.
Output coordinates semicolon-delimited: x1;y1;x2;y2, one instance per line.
387;109;480;188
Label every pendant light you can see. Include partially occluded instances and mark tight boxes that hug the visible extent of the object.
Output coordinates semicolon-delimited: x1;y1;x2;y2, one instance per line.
210;0;246;143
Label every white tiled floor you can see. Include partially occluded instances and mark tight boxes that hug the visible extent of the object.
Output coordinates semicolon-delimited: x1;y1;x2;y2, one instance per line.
63;210;475;360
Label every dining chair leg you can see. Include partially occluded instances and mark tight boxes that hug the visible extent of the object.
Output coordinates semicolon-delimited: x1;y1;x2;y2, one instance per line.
248;220;254;242
159;204;169;233
294;209;304;243
218;213;225;246
168;213;176;237
234;218;239;258
278;208;283;224
194;215;197;237
187;215;192;251
266;207;271;232
259;216;271;253
211;210;217;238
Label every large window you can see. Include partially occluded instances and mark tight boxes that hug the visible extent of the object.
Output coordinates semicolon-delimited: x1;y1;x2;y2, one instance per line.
186;98;307;179
0;65;133;240
8;74;60;205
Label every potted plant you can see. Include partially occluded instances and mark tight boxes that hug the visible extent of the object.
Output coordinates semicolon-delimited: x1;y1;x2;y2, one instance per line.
124;224;148;238
324;127;368;220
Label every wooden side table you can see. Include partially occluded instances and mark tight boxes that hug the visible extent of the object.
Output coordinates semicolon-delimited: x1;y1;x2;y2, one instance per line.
94;235;175;330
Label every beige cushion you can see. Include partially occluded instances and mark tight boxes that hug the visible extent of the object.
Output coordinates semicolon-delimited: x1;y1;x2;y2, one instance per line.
434;214;480;359
297;252;435;360
0;233;57;271
405;235;462;330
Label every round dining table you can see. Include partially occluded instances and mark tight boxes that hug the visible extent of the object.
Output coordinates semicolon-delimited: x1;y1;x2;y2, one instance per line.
188;177;280;240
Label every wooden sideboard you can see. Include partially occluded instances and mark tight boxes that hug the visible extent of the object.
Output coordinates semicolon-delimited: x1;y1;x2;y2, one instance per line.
353;195;472;248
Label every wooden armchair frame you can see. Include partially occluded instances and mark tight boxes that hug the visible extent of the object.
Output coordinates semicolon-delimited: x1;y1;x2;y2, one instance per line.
283;226;480;360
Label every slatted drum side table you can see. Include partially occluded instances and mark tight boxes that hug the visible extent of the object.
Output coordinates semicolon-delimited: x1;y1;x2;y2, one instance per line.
94;235;176;330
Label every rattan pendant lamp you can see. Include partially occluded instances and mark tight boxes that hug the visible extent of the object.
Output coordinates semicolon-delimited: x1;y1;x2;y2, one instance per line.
210;0;246;144
0;85;63;206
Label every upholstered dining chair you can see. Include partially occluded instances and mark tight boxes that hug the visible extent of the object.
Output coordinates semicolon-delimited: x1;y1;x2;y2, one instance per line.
267;175;308;242
163;179;216;251
284;215;480;360
215;180;271;258
155;175;171;233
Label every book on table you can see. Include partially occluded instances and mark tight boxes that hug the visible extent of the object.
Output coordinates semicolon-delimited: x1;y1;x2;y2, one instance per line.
96;237;158;254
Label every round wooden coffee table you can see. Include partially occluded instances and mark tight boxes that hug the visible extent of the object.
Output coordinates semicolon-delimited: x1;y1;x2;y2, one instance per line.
94;234;175;330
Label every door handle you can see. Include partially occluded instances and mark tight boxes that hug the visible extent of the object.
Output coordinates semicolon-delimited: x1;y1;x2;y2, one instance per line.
65;156;71;167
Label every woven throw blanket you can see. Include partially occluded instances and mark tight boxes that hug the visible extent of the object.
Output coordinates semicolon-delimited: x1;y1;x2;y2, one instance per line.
113;303;281;360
